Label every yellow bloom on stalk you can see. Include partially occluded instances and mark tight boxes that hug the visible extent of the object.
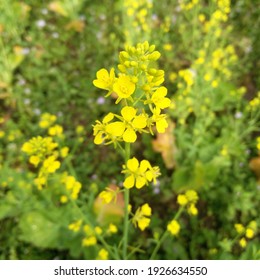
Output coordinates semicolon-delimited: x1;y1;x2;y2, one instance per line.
96;248;109;260
234;223;245;234
151;87;171;109
185;190;199;203
29;155;41;167
99;190;114;204
177;194;188;206
60;146;69;158
187;203;198;216
39;113;57;129
22;136;58;157
239;237;247;248
132;203;152;231
167;219;180;236
43;155;60;173
122;157;160;189
113;76;135;103
110;106;147;143
245;228;254;239
62;175;82;200
150;108;168;133
48;124;63;136
68;220;82;232
93;112;115;145
108;223;118;234
93;68;115;92
82;236;97;247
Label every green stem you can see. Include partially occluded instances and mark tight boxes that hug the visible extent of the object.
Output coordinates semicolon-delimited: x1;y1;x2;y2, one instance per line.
123;142;131;259
149;206;185;260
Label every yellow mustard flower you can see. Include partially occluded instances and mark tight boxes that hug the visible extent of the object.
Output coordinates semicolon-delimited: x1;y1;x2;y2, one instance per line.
239;238;247;248
48;124;63;136
93;68;115;91
245;228;254;239
177;194;188;206
68;220;82;232
122;157;160;189
187;203;198;216
235;224;245;234
96;248;109;260
150;86;171;109
108;223;118;234
113;76;135;103
39;113;57;129
167;219;180;236
150;108;168;133
43;155;60;173
185;190;199;203
132;203;152;231
82;236;97;247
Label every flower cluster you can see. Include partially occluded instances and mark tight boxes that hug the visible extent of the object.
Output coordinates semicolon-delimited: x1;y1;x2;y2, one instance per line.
60;173;82;203
132;203;152;231
177;190;199;216
167;219;180;236
93;41;170;146
122;157;160;189
234;221;257;249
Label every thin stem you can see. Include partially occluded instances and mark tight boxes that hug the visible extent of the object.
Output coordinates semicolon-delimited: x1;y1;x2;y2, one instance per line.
149;206;185;260
123;142;131;259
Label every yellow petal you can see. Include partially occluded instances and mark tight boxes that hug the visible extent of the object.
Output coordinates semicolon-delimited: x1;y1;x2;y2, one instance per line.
123;128;137;143
121;106;136;121
103;112;114;123
127;157;139;172
137;217;150;231
141;203;152;216
106;122;125;136
139;160;150;173
136;176;146;189
132;115;147;129
156;119;168;133
123;175;135;188
94;132;104;145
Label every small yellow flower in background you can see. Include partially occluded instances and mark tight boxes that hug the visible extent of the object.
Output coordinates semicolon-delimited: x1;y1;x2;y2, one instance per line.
83;225;93;235
48;124;63;136
198;14;206;23
82;236;97;247
68;220;82;232
235;223;245;234
122;157;160;189
187;203;198;216
43;155;60;173
60;195;68;204
0;130;5;138
113;76;136;103
99;190;114;204
132;203;152;231
95;226;103;235
76;125;84;135
61;174;82;200
34;176;46;190
163;44;173;51
220;146;228;156
96;248;109;260
239;237;247;248
167;219;180;236
185;190;198;203
60;146;69;158
169;72;177;82
107;223;118;234
245;228;254;239
39;113;57;129
93;68;115;91
177;194;188;206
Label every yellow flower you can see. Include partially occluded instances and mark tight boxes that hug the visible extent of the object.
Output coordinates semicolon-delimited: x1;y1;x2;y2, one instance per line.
60;146;69;158
34;176;46;190
39;113;57;129
99;190;114;204
150;108;168;133
132;203;152;231
82;236;97;247
110;106;147;143
48;124;63;136
239;237;247;248
43;155;60;173
234;223;245;234
122;157;160;189
187;203;198;216
95;226;103;235
60;195;68;203
185;190;198;203
151;87;171;109
93;113;115;145
167;219;180;236
29;155;41;167
113;76;135;103
177;194;188;206
245;228;254;239
96;248;109;260
68;220;82;232
93;68;115;91
108;223;118;234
